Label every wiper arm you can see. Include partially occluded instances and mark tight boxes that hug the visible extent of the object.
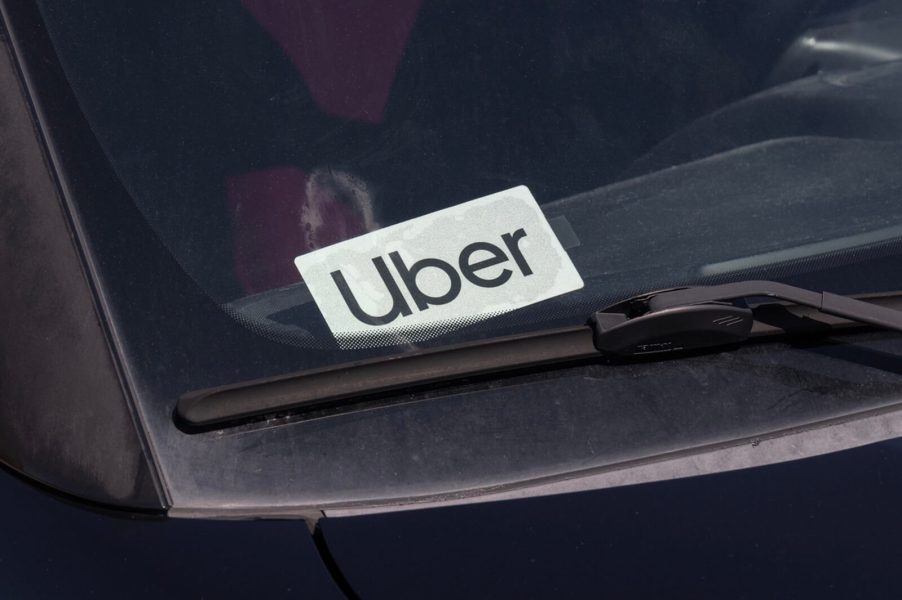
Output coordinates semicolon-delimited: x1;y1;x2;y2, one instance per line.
178;281;902;429
593;280;902;357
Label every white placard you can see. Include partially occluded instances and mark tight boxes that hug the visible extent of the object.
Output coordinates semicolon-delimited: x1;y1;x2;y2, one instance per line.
294;186;583;347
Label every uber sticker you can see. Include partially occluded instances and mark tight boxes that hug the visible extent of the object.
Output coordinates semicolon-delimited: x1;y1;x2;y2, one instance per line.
294;186;583;347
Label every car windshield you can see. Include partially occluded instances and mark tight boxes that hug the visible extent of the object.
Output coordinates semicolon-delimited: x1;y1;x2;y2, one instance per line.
36;0;902;365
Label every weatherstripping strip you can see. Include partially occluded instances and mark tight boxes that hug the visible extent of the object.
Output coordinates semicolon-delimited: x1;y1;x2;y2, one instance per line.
699;223;902;276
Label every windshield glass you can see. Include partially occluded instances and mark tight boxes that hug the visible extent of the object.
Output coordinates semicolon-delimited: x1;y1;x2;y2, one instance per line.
37;0;902;361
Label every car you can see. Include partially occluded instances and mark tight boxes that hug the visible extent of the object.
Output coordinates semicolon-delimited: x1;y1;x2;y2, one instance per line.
5;1;902;597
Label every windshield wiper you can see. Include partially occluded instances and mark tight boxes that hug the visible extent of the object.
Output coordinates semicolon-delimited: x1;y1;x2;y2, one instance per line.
177;281;902;429
593;280;902;357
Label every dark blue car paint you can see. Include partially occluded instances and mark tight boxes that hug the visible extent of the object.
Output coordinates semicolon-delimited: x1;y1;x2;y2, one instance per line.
0;466;344;599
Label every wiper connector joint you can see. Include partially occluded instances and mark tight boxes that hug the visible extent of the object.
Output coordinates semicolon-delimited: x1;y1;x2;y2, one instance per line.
593;280;902;358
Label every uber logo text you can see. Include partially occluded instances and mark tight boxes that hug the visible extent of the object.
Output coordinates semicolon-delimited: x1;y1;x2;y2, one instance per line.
330;229;532;325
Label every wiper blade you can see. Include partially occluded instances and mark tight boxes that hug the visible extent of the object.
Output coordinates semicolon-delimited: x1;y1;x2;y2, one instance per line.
177;281;902;429
593;280;902;357
177;325;598;429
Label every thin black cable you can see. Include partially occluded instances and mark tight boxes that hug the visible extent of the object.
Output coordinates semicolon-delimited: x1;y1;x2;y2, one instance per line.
311;521;362;600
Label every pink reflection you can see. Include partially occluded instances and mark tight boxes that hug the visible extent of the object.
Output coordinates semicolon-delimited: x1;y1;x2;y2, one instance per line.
242;0;421;123
227;167;376;294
